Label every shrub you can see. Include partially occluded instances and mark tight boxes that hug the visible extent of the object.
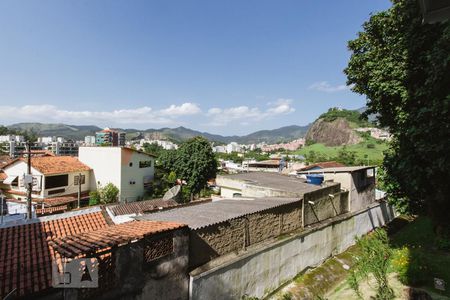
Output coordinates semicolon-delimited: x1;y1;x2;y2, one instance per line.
391;247;430;286
99;183;119;204
89;191;100;206
347;229;394;299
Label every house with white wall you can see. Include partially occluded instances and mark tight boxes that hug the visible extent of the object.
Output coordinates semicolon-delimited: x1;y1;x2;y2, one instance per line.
0;156;91;206
78;147;156;203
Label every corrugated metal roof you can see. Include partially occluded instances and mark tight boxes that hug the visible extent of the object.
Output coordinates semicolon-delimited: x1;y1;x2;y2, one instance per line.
108;198;179;216
135;197;300;230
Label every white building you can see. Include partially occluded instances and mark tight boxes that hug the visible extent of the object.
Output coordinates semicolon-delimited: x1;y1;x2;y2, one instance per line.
226;142;241;153
84;136;96;145
0;156;92;205
139;139;178;150
38;136;56;144
0;135;24;143
78;147;156;203
213;145;227;153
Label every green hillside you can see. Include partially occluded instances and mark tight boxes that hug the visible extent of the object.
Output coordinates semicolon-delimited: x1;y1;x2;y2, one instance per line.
295;137;388;165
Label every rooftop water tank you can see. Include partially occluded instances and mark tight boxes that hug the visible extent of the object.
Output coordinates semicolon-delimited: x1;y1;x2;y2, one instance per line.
306;174;324;185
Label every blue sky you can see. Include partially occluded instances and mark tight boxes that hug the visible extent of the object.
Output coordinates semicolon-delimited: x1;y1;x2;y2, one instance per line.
0;0;391;135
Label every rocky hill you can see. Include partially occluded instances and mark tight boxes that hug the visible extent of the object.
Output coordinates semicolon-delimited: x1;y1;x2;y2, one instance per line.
304;108;377;146
305;118;362;146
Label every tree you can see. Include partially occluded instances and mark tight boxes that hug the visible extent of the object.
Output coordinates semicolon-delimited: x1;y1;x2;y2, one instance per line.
99;183;119;204
345;0;450;229
173;136;217;198
143;142;164;157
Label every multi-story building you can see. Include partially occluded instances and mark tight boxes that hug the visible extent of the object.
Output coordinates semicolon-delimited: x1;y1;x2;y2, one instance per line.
78;146;156;202
0;135;25;143
84;135;96;145
95;128;126;146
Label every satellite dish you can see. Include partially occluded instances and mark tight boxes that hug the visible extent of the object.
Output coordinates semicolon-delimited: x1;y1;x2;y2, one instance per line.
163;185;181;200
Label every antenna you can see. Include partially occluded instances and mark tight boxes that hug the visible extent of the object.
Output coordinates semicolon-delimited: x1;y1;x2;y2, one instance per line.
163;185;181;200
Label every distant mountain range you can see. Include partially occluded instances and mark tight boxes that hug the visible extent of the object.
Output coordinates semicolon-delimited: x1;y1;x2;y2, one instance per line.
5;106;372;145
6;123;311;144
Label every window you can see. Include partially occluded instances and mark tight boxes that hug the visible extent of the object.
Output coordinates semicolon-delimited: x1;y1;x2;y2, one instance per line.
139;160;152;168
129;162;133;167
45;174;68;189
74;175;86;185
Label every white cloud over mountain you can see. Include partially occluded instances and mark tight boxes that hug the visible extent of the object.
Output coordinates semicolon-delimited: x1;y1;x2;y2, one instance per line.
309;81;350;93
0;99;296;128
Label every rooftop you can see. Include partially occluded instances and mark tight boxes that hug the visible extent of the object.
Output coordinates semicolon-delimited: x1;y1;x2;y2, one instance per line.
3;156;91;175
136;197;300;230
297;166;375;174
0;208;108;298
218;172;323;197
49;220;186;258
108;198;179;216
300;161;345;171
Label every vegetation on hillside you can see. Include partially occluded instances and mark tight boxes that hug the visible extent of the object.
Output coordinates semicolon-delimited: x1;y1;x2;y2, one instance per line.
296;136;388;166
318;108;373;127
345;0;450;229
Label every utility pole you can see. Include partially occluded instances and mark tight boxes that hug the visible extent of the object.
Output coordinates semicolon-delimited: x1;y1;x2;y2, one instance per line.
77;172;81;209
26;141;32;220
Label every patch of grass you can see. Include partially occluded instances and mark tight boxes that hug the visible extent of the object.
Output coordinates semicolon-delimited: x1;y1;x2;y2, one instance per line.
294;139;388;164
390;217;450;297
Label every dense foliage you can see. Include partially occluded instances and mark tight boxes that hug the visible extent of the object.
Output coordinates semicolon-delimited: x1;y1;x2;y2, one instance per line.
88;183;119;205
154;136;217;200
318;108;371;127
345;0;450;228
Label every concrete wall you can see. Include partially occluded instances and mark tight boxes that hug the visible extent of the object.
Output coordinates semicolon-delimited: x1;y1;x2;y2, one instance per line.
64;228;190;300
303;184;348;226
189;201;396;300
321;170;375;212
79;147;122;198
189;200;303;269
120;148;155;202
350;170;375;212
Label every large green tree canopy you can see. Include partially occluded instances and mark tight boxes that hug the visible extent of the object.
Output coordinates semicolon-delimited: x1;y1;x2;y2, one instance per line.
345;0;450;227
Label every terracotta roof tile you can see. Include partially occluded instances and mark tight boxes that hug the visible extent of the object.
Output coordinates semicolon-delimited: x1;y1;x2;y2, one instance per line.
0;211;107;298
3;156;91;175
49;221;186;258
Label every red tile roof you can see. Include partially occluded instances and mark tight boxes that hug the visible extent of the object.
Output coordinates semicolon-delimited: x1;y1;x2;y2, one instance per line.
3;156;91;175
0;211;108;298
108;198;178;216
300;161;345;171
49;221;186;258
36;205;68;216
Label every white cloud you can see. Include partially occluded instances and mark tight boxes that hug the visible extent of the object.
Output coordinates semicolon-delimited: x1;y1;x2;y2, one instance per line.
0;99;295;129
309;81;350;93
159;102;201;116
207;98;295;126
0;103;201;126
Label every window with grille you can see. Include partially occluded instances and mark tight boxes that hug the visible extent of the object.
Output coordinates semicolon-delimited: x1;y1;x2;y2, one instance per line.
144;234;174;263
74;175;86;185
